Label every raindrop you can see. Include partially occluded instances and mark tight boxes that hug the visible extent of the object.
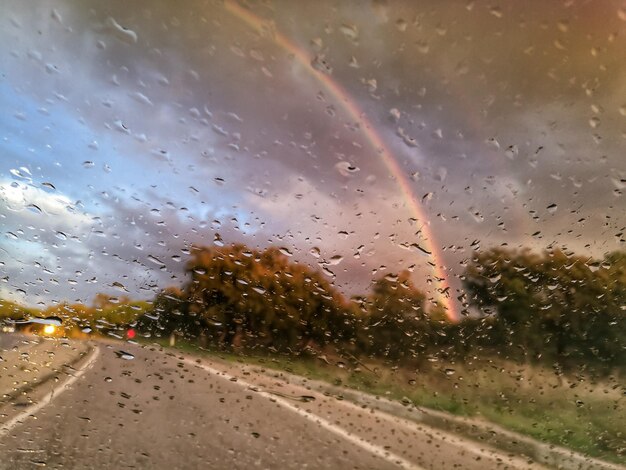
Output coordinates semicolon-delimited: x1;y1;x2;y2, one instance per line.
389;108;401;123
15;316;62;326
51;8;62;23
547;203;558;214
104;17;138;44
610;174;626;190
486;137;500;150
26;204;42;214
335;161;360;177
397;128;418;148
395;19;408;32
147;255;164;265
115;351;135;360
131;92;153;106
113;120;130;134
504;145;518;159
279;247;293;257
468;207;484;223
10;167;31;180
339;23;359;41
411;244;431;256
327;255;344;266
311;54;333;74
111;281;128;292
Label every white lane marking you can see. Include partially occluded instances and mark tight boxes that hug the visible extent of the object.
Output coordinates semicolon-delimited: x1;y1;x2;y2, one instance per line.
324;394;543;469
0;345;100;437
182;357;424;470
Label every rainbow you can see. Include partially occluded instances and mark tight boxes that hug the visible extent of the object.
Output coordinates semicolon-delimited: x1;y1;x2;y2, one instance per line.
224;0;459;321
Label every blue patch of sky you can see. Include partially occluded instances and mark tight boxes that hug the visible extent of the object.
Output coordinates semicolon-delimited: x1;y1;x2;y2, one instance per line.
0;82;246;227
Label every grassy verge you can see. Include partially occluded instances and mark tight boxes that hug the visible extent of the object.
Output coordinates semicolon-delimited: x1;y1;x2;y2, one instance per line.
142;337;625;465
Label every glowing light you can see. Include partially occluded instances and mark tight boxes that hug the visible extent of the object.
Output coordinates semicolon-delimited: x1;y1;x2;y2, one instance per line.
43;324;56;335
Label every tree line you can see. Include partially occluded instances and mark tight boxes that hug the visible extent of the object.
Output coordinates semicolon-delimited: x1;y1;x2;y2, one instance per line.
2;243;624;373
135;243;625;373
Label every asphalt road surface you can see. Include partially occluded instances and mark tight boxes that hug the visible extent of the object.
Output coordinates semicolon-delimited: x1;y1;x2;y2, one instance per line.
0;332;28;350
0;337;545;470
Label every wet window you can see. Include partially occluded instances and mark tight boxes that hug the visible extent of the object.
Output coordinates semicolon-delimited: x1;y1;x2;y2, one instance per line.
1;1;624;469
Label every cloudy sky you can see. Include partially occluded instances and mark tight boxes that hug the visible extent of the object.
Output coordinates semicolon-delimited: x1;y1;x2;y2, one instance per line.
1;0;625;315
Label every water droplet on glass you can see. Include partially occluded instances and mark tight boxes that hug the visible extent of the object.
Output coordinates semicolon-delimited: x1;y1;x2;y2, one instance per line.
115;351;135;360
279;247;293;257
339;23;359;41
105;17;138;44
335;161;360;177
147;255;164;265
327;255;343;266
311;54;333;74
26;204;42;214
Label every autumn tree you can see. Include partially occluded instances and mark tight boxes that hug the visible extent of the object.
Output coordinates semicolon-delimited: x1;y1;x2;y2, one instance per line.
357;270;432;361
463;247;626;371
183;243;349;351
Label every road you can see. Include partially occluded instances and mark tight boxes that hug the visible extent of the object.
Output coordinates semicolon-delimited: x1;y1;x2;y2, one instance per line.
0;332;28;350
0;335;544;469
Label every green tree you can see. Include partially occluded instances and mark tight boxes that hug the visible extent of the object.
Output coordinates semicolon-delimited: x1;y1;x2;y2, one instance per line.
464;247;626;371
358;270;431;361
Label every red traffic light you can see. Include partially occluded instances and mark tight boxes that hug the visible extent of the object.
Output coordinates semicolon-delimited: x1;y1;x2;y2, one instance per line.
127;328;136;339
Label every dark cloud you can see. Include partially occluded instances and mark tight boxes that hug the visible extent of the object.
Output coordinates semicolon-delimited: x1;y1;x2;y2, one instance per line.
1;0;624;309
